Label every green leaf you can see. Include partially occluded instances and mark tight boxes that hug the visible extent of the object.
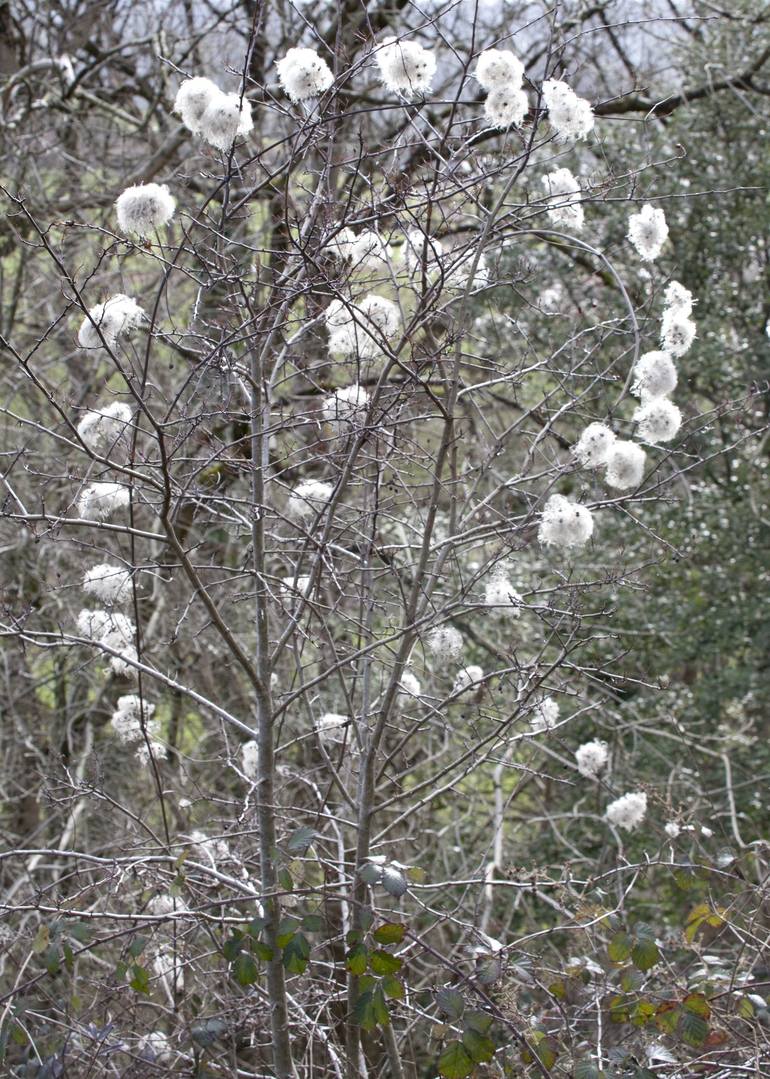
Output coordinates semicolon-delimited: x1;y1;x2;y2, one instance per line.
436;987;465;1020
32;926;49;954
247;916;266;938
631;938;660;973
462;1028;494;1064
287;826;316;853
44;945;60;976
233;952;259;986
129;935;147;958
463;1010;493;1035
382;975;404;1000
354;990;380;1031
223;935;242;961
282;932;310;975
373;922;406;945
683;993;711;1019
679;1010;709;1047
129;963;149;994
252;940;274;962
370;950;403;976
63;942;74;973
278;866;294;892
346;942;368;976
302;914;324;933
608;932;631;962
438;1040;475;1079
574;1061;602;1079
277;918;300;947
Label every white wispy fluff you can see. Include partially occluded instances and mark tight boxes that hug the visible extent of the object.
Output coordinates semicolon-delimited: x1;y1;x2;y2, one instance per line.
241;739;259;779
115;184;175;239
542;78;594;140
453;665;484;694
475;48;524;91
403;229;444;280
189;829;231;865
605;791;648;832
326;294;401;358
538;494;594;549
148;893;187;917
542;168;584;230
664;821;681;838
446;249;491;292
661;308;696;357
76;402;133;452
605;440;646;490
173;76;220;134
357;293;401;337
575;739;609;778
633;398;682;444
76;482;130;520
484;86;529;129
628;204;669;261
138;1031;173;1063
375;36;435;97
198;91;253;150
663;280;695;315
426;625;464;664
322;384;370;432
484;575;522;614
152;945;183;994
276;47;334;103
326;227;356;262
317;712;348;743
351;230;391;275
530;695;559;732
77;608;137;674
287;479;334;519
398;670;422;697
82;563;132;605
78;294;145;350
574;422;616;468
631;350;678;400
110;694;157;743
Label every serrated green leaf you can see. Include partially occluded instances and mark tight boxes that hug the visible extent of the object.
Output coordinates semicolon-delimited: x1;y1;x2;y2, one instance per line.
252;940;274;962
631;938;660;973
346;942;368;976
282;932;310;975
462;1028;494;1064
463;1011;493;1035
370;949;402;976
438;1040;474;1079
129;963;149;994
302;914;324;933
223;935;242;961
129;934;147;958
680;1009;709;1046
354;987;389;1030
373;922;406;945
233;951;259;986
574;1061;602;1079
608;932;631;962
382;975;404;1000
683;993;711;1019
287;826;316;853
436;987;465;1020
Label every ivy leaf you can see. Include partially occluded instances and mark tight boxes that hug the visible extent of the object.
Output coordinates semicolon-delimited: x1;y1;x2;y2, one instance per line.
282;932;310;975
373;922;406;945
233;952;259;986
438;1040;475;1079
370;950;403;976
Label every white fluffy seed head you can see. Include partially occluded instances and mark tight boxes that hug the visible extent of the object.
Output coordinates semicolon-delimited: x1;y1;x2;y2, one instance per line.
484;86;528;129
76;482;130;520
322;384;370;432
631;351;678;400
664;821;681;838
475;48;524;92
575;739;609;778
530;696;559;732
276;47;334;103
76;401;133;452
174;76;219;132
605;441;646;490
115;184;175;239
198;91;253;150
574;422;616;468
241;739;259;778
633;398;682;444
376;36;436;97
326;227;356;262
426;625;464;664
317;712;348;743
484;575;522;614
663;280;695;315
542;79;594;140
542;168;584;230
110;694;157;743
82;563;132;605
357;293;401;338
351;230;391;274
452;665;484;694
628;204;669;261
605;791;647;832
661;309;696;358
538;494;594;549
403;229;444;279
398;670;422;697
287;479;334;519
78;295;145;350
